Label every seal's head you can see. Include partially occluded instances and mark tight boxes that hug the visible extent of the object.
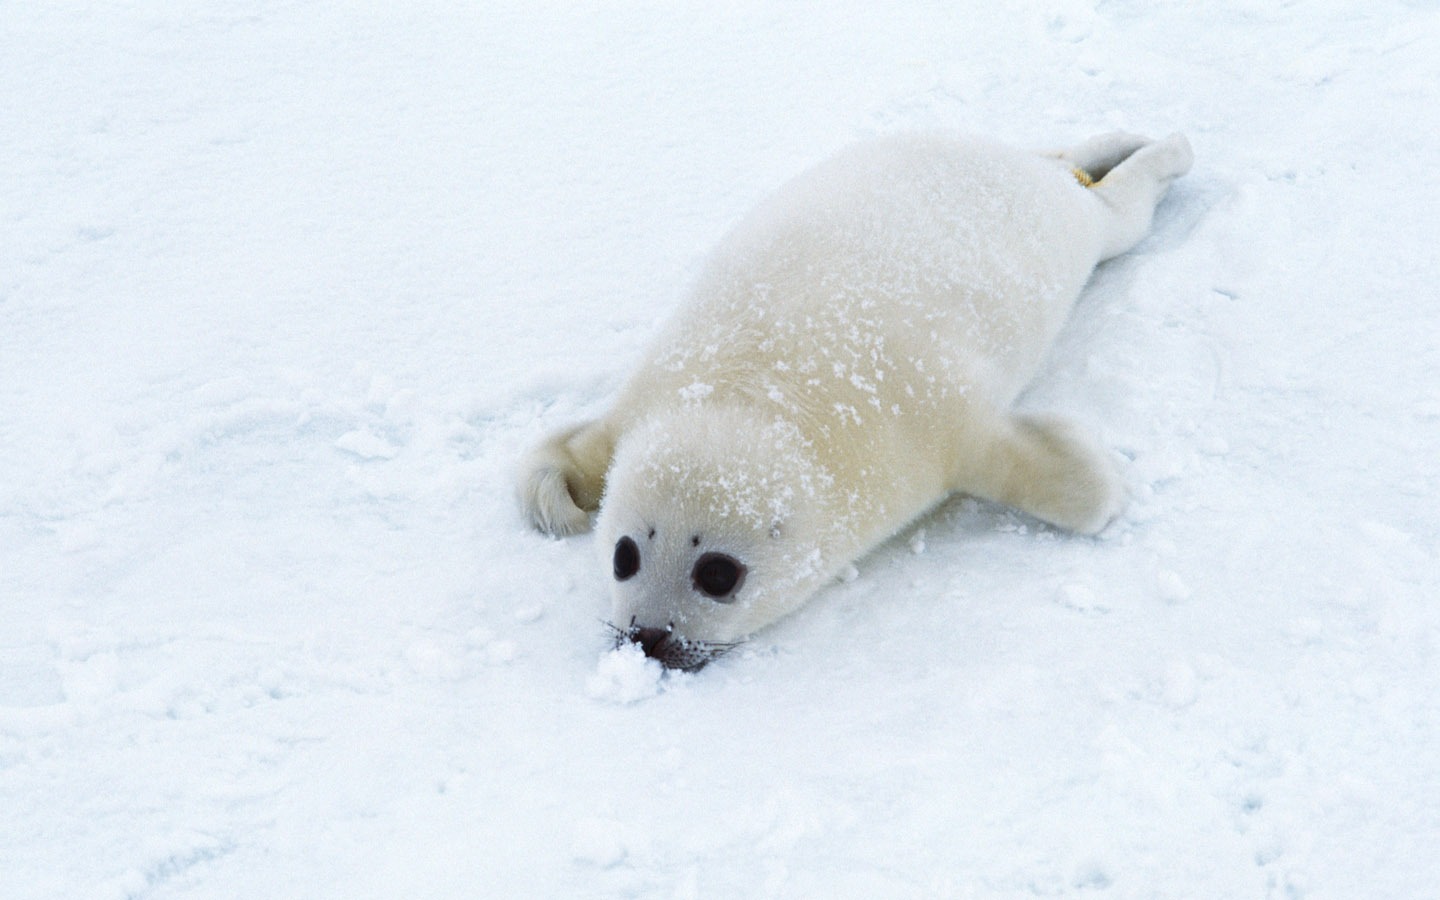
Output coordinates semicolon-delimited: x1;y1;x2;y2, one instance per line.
595;407;836;670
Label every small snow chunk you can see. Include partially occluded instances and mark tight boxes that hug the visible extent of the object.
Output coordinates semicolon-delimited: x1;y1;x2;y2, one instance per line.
838;564;860;583
908;529;926;555
1056;582;1105;614
1155;569;1191;604
462;628;518;665
513;602;545;624
405;639;464;679
334;429;397;460
483;640;520;665
571;818;628;868
585;643;663;704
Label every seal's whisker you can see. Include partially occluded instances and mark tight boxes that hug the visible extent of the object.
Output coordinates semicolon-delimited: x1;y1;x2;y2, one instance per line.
598;617;745;667
703;640;745;662
599;619;632;649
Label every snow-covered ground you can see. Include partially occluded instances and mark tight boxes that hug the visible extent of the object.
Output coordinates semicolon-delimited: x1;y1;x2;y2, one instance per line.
3;2;1438;897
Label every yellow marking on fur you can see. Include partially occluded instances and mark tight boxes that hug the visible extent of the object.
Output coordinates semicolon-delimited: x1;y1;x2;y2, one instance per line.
1072;166;1095;188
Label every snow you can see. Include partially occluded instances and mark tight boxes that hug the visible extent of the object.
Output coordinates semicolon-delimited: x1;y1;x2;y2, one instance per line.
585;644;667;706
2;2;1438;898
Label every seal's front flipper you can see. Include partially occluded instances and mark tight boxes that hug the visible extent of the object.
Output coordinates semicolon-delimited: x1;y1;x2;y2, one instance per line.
959;413;1125;535
516;419;616;536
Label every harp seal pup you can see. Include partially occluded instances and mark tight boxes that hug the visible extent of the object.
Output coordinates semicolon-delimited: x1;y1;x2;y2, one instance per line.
518;131;1193;669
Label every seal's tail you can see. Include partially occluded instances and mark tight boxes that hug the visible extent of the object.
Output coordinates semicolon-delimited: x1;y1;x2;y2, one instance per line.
1051;132;1152;185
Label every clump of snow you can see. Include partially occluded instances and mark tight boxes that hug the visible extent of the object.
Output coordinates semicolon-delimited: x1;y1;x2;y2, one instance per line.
1155;568;1192;604
584;643;665;704
1055;580;1106;614
333;428;398;461
512;601;545;624
907;528;927;554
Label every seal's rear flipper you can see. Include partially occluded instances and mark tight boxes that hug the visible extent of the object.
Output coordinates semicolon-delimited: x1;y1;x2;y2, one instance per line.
1049;131;1152;183
1088;133;1195;261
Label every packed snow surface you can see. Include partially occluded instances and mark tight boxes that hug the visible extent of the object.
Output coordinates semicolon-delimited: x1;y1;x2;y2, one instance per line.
3;2;1438;898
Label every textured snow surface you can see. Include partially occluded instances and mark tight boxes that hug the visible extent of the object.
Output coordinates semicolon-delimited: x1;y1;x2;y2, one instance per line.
3;2;1439;898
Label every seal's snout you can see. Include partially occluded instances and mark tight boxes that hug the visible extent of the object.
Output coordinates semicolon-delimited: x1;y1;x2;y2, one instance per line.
609;619;740;672
630;626;672;658
622;625;733;672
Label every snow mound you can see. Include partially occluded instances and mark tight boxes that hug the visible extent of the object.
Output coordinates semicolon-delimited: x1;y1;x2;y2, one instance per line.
584;643;665;704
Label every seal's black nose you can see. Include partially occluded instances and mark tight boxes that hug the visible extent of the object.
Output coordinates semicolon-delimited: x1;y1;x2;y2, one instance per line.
630;627;671;658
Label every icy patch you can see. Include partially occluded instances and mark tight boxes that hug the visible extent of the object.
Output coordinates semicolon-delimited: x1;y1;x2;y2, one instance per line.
585;643;664;704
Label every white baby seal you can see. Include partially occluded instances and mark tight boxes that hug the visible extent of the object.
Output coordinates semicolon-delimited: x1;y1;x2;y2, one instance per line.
519;131;1193;669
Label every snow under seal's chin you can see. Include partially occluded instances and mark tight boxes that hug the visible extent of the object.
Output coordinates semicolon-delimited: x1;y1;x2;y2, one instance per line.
594;407;835;668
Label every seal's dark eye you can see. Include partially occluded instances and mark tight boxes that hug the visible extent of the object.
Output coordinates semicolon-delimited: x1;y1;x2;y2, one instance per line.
692;552;746;601
613;536;640;581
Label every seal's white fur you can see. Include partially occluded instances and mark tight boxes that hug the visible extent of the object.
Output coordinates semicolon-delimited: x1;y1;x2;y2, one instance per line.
518;132;1193;655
